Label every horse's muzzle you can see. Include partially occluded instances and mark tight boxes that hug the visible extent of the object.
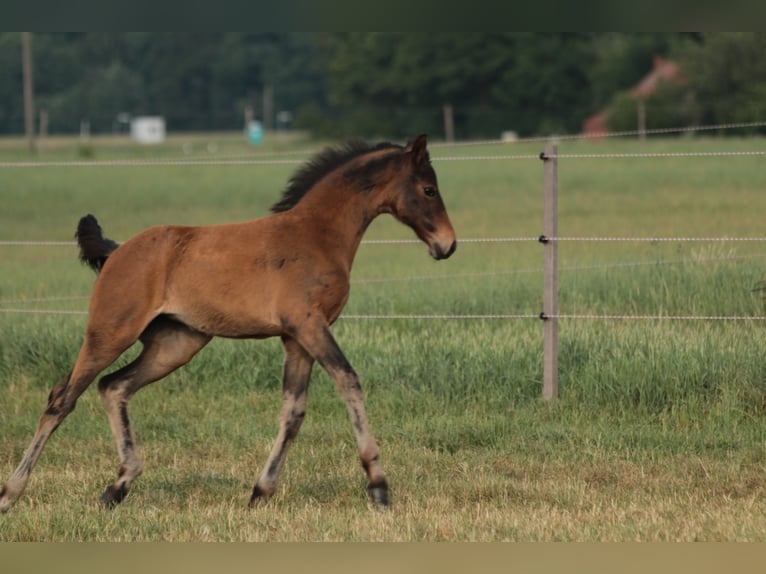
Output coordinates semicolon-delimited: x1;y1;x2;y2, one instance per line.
430;239;457;260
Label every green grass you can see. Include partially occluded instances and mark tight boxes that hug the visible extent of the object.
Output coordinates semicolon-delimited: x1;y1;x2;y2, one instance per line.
2;132;766;540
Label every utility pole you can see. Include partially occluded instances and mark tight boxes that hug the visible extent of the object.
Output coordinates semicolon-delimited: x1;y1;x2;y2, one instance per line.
22;32;36;154
263;85;274;132
443;103;455;143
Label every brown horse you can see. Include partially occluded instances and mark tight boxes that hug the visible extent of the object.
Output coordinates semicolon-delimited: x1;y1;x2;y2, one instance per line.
0;134;456;513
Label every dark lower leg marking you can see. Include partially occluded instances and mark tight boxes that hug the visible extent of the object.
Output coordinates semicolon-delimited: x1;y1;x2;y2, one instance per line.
284;410;305;440
100;482;129;508
252;406;307;506
362;456;389;506
248;484;268;507
44;371;73;416
119;403;133;450
367;478;389;506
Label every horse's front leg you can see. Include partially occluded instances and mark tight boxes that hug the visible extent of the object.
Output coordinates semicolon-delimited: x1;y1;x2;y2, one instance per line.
293;322;389;507
249;336;314;506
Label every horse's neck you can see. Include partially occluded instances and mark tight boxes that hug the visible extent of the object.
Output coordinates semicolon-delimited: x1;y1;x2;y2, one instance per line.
290;181;381;263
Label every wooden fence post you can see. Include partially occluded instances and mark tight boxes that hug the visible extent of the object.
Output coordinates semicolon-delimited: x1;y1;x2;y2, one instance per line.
542;145;559;400
21;32;36;155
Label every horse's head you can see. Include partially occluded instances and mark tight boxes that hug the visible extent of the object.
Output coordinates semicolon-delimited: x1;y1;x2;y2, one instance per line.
390;134;457;260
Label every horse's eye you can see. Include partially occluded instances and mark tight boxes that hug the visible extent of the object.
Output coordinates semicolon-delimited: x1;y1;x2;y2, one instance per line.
424;187;437;198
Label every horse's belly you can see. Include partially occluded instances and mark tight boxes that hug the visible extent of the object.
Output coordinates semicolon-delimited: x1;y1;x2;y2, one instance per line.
172;306;282;339
165;280;283;338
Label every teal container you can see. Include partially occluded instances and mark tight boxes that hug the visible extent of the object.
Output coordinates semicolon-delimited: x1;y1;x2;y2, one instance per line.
247;121;264;144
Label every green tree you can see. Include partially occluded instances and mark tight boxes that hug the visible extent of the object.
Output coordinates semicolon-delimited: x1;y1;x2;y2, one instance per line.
604;33;766;135
0;33;326;134
680;33;766;130
5;33;762;140
317;33;602;138
0;33;24;133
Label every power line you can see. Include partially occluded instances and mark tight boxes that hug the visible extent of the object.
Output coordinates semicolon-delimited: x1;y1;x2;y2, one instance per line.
429;120;766;148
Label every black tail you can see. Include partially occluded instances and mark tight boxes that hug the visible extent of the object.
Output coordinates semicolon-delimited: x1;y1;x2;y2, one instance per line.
75;214;120;273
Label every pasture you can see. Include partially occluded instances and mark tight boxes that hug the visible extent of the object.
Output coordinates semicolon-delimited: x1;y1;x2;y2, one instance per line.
2;132;766;541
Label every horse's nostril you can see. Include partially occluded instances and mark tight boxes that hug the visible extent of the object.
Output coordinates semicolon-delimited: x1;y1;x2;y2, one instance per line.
446;240;457;258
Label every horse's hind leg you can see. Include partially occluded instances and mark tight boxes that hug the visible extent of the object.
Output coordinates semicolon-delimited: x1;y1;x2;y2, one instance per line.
0;339;129;513
250;336;314;506
98;317;210;507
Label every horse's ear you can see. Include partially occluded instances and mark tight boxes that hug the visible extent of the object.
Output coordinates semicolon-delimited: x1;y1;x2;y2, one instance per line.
407;134;429;165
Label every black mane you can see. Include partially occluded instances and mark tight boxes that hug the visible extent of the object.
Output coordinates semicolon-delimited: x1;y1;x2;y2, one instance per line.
270;140;402;213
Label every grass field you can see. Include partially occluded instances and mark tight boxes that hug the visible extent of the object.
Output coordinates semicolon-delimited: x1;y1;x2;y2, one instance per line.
2;131;766;541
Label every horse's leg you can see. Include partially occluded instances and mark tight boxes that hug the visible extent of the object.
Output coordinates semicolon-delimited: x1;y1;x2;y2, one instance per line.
249;336;313;506
293;322;388;506
0;336;132;513
98;317;211;507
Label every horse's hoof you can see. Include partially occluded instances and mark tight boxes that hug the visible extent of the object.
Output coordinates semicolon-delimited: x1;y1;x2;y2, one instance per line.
368;480;389;507
248;484;271;509
99;483;128;508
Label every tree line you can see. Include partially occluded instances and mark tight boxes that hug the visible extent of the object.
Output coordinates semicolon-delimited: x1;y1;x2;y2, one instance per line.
1;33;764;140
